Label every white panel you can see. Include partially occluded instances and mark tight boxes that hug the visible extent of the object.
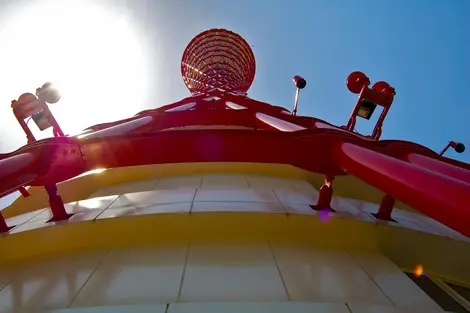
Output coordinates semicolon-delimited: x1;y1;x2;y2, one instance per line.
274;189;319;205
330;197;375;223
154;175;202;189
348;304;444;313
201;174;249;189
347;200;428;224
291;180;318;192
283;197;374;222
9;219;66;234
350;252;442;309
89;179;159;198
71;245;187;307
30;196;118;222
191;201;285;213
375;217;441;235
0;251;106;312
348;199;467;240
169;302;350;313
389;208;431;224
422;217;469;242
54;304;167;313
282;203;316;215
247;175;296;190
5;209;46;227
272;246;391;305
180;244;288;302
106;189;196;210
0;191;22;211
97;202;191;219
195;189;278;203
10;212;101;234
346;199;379;214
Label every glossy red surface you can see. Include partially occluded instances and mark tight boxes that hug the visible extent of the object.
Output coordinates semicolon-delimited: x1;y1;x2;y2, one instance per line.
337;143;470;236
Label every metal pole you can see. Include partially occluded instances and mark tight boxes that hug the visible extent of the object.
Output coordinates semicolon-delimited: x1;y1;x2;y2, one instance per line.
439;142;451;156
292;88;300;116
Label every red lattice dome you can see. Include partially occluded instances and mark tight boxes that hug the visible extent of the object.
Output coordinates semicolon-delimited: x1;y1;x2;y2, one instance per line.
181;28;256;95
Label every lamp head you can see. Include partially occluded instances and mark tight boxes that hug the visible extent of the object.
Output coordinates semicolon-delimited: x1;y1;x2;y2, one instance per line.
372;81;396;104
357;100;377;120
293;75;307;89
347;71;370;94
36;82;61;104
450;141;465;153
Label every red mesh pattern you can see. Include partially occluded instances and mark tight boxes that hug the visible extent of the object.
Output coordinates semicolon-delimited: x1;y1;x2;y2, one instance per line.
181;29;256;94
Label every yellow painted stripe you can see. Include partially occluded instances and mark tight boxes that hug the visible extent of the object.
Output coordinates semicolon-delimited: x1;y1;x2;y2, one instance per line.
0;212;468;286
2;162;414;218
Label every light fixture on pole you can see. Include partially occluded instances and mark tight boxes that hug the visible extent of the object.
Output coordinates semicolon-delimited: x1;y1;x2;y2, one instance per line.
11;82;64;143
345;71;395;140
292;75;306;116
440;141;466;156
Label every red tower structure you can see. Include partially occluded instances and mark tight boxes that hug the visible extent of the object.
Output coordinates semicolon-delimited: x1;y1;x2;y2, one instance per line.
0;28;469;239
181;29;256;95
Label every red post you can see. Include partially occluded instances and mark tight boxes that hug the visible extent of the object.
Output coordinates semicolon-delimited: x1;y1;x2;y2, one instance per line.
0;212;14;233
336;143;470;237
345;84;367;131
312;176;334;211
13;113;36;143
18;186;30;198
374;194;395;221
45;184;72;222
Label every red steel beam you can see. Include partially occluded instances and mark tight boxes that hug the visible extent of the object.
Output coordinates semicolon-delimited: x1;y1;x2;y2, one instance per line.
407;153;470;184
336;143;470;237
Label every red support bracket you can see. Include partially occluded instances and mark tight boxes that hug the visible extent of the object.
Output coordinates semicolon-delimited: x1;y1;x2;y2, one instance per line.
45;184;73;222
18;186;30;198
373;194;396;221
0;212;14;233
311;175;336;212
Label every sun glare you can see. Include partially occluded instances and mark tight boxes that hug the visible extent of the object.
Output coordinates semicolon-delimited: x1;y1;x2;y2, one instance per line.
73;168;107;179
0;0;149;140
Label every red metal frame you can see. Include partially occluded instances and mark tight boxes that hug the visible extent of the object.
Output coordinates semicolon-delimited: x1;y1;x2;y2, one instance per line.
1;96;469;233
0;28;469;239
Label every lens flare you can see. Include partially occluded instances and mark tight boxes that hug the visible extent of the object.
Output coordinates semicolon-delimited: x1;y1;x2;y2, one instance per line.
414;264;424;277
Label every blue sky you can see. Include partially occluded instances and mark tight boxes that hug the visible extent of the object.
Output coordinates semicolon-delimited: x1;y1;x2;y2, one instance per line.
0;0;468;159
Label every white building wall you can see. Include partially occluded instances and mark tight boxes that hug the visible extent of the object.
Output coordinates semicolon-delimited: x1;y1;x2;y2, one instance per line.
0;174;467;312
0;243;443;313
